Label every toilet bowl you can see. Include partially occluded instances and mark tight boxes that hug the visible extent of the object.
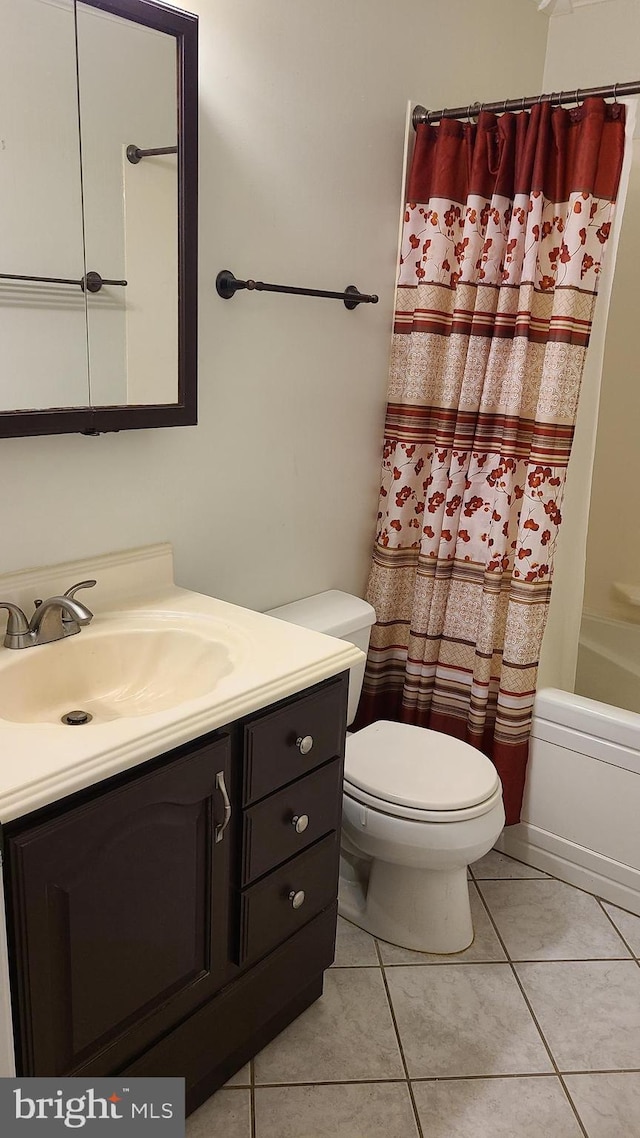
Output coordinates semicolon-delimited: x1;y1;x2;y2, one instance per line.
266;591;505;954
340;720;504;952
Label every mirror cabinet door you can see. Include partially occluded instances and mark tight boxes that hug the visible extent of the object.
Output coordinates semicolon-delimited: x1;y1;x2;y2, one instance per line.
76;3;179;408
0;0;197;437
0;0;90;412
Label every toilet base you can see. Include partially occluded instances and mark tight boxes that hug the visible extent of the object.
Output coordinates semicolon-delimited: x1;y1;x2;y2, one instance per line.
339;861;473;954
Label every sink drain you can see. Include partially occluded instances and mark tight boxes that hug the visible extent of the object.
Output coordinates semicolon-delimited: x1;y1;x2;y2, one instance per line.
61;710;93;726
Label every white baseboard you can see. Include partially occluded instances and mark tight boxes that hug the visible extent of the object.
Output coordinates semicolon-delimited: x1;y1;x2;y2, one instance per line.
496;823;640;917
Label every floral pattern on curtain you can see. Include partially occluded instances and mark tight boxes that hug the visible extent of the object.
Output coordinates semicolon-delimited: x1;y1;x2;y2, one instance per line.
356;98;626;824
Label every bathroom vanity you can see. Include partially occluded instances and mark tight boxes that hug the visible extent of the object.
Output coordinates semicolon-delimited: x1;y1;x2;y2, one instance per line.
0;545;360;1111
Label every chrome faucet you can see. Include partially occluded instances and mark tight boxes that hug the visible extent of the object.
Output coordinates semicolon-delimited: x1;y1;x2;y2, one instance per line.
0;580;96;649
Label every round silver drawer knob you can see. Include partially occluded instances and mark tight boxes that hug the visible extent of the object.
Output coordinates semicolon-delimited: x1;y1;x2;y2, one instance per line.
289;889;305;910
296;735;314;755
292;814;309;834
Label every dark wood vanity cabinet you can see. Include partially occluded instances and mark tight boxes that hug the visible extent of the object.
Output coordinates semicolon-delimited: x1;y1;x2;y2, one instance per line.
3;671;348;1111
6;735;235;1078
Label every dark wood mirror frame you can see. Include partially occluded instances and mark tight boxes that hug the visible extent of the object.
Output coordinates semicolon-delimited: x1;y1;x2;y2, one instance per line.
2;0;198;439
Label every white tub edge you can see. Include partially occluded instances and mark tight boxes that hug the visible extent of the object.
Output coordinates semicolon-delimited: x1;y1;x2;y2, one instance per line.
534;686;640;762
496;686;640;917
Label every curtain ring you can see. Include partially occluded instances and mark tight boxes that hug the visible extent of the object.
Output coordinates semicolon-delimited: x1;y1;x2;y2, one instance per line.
574;88;580;106
613;82;619;103
502;98;508;114
521;96;526;113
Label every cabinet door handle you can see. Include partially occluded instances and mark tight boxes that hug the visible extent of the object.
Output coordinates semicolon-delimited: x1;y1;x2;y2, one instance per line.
215;770;232;843
292;814;309;834
296;735;314;755
289;889;305;909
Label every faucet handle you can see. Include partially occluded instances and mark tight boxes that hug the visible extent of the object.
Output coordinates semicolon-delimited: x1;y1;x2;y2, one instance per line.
61;580;96;627
0;602;31;649
64;579;97;601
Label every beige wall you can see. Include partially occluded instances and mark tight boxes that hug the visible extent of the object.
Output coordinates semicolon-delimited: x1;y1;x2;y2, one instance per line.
537;0;639;686
583;140;640;623
0;0;547;611
546;0;640;627
543;0;640;90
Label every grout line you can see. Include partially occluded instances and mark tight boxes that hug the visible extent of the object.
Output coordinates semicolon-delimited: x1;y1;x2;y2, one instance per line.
475;883;590;1138
410;1066;640;1080
252;1077;436;1088
330;964;384;971
378;956;633;966
380;960;504;967
331;962;389;968
249;1058;256;1138
374;938;424;1138
596;897;640;922
596;896;640;963
244;1066;640;1088
557;1067;640;1076
507;956;634;964
470;849;551;879
472;873;550;881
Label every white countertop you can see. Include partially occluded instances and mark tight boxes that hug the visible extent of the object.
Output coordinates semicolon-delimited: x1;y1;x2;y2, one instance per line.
0;545;362;823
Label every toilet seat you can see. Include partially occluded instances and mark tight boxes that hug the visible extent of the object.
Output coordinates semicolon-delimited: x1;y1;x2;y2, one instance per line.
345;720;500;821
343;778;503;823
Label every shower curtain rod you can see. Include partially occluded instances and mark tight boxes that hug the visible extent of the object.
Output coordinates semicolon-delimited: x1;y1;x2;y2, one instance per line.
412;79;640;129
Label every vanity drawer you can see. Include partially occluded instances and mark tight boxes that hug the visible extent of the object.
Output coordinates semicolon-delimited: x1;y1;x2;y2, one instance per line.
243;676;347;805
242;758;342;885
238;832;339;965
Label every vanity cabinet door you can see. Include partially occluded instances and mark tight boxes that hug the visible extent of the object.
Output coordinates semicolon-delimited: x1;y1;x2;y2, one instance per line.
6;735;235;1077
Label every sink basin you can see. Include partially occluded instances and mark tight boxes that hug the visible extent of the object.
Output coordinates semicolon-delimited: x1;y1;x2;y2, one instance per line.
0;543;366;827
0;614;240;725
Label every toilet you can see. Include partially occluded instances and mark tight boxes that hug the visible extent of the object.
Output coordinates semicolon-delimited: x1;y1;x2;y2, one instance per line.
266;590;505;954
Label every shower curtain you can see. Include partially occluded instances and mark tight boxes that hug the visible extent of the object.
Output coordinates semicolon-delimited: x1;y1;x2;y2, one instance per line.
357;97;626;824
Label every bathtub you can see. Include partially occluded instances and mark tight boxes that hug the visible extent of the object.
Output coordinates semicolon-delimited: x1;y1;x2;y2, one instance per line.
496;683;640;917
575;612;640;715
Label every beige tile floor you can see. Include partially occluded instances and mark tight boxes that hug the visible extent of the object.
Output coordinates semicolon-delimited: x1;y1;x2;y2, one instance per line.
187;850;640;1137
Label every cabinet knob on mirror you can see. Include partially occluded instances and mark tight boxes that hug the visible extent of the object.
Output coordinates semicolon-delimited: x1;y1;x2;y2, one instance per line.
292;814;309;834
296;735;314;755
289;889;305;910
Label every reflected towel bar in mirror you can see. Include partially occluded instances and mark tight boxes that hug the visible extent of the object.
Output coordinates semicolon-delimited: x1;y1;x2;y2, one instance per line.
0;271;127;293
126;144;178;164
216;269;378;310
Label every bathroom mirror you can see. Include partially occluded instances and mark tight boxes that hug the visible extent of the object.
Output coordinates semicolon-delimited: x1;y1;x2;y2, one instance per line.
0;0;197;437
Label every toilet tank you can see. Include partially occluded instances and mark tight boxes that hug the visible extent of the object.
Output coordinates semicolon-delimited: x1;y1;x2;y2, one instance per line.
265;590;376;726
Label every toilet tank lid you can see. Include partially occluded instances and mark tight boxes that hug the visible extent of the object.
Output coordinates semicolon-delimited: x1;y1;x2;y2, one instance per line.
265;590;376;639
